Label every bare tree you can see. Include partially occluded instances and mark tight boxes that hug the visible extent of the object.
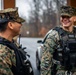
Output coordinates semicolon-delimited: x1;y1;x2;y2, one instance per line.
22;0;67;37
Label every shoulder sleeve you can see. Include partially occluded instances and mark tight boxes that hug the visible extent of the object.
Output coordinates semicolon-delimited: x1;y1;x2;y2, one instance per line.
40;30;59;75
0;44;15;75
0;57;14;75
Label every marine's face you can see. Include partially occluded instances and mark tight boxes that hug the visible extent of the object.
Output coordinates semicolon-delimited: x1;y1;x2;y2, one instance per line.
10;21;22;36
60;15;73;28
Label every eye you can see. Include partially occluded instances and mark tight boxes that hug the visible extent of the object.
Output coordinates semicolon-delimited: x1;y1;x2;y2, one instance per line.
61;16;71;19
16;22;21;24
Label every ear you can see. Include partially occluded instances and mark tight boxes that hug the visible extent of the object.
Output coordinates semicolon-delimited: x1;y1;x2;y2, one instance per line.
70;16;76;21
7;22;14;29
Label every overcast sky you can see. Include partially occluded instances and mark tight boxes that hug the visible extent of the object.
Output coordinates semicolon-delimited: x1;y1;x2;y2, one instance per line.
0;0;3;9
16;0;31;19
0;0;1;9
0;0;30;19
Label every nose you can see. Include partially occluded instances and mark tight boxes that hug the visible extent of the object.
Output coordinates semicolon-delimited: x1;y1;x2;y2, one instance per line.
63;18;68;21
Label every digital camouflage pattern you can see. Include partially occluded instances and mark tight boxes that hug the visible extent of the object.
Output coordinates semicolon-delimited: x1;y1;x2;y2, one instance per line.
60;6;76;17
41;6;76;75
40;29;59;75
0;44;16;75
40;28;76;75
0;7;24;75
0;7;25;23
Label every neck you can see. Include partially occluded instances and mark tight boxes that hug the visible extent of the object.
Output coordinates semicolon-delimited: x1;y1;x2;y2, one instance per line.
62;26;74;32
0;32;13;42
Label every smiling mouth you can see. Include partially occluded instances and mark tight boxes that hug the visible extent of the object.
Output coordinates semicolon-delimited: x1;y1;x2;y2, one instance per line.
63;20;71;24
64;22;69;24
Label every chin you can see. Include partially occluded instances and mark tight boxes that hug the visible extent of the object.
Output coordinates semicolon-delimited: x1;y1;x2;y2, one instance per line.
14;34;19;37
63;24;71;27
63;25;72;29
63;25;69;27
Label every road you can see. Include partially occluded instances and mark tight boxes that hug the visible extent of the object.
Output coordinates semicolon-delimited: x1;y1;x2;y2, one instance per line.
18;37;43;75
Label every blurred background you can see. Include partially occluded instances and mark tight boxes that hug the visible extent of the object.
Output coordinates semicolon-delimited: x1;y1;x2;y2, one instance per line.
0;1;76;75
0;0;75;38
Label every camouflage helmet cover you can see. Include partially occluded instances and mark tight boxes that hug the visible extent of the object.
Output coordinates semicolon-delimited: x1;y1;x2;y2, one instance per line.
0;7;25;23
60;6;76;17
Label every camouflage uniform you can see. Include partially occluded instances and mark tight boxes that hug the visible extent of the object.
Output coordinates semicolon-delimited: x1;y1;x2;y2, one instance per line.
0;44;16;75
40;6;76;75
0;7;25;23
0;8;25;75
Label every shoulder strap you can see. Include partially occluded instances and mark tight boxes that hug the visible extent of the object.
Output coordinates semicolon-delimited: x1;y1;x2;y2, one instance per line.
53;27;67;37
0;37;34;75
51;27;67;75
0;37;24;75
